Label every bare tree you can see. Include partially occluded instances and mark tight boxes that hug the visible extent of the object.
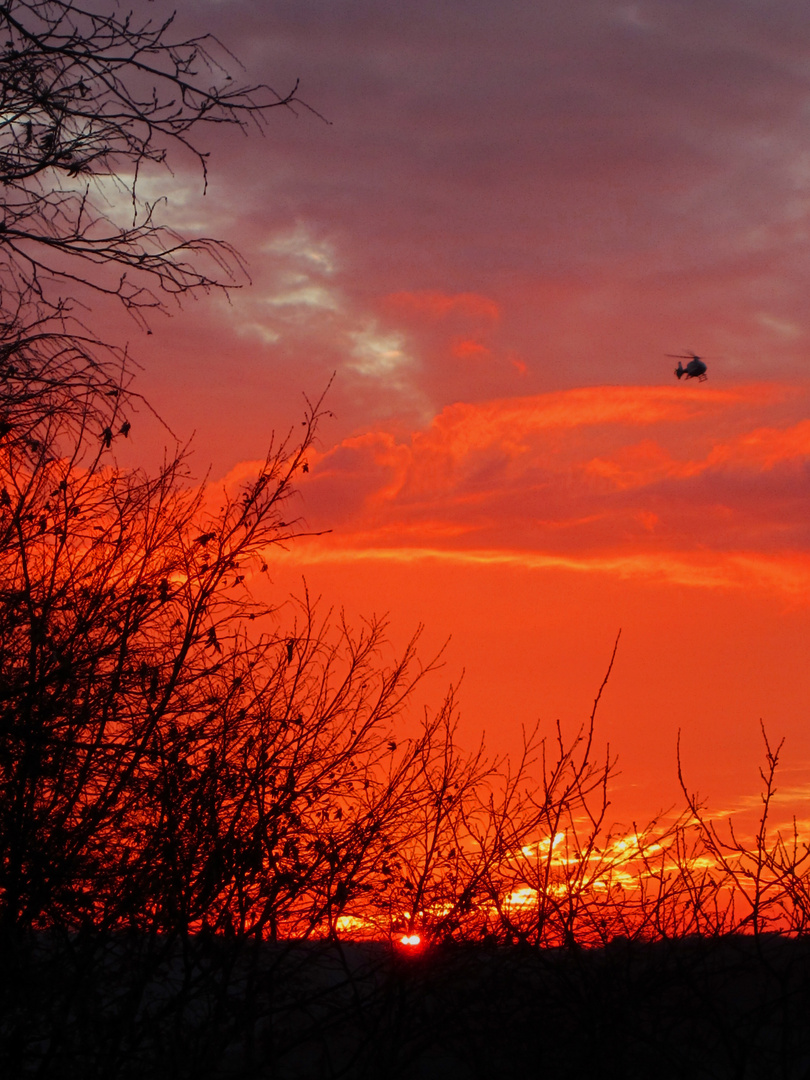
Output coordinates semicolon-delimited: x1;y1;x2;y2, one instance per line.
0;0;317;473
0;17;551;1072
677;723;810;938
0;0;311;315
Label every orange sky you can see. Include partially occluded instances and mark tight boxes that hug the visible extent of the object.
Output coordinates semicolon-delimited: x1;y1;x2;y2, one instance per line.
261;380;810;826
115;0;810;831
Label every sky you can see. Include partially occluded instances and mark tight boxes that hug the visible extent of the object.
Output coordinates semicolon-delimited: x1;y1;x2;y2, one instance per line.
117;0;810;829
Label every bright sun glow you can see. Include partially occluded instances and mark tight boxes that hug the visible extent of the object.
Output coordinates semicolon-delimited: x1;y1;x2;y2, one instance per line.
400;934;422;947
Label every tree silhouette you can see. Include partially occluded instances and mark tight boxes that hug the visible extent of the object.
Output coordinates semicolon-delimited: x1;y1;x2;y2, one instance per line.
0;0;315;474
0;5;550;1074
0;0;310;314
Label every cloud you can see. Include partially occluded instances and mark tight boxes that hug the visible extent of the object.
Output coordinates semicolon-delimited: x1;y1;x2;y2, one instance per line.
583;417;810;492
217;381;810;599
261;226;338;275
214;223;431;410
264;283;340;312
348;324;412;379
451;338;491;360
126;1;810;577
709;419;810;471
131;0;810;482
585;440;697;490
269;539;810;598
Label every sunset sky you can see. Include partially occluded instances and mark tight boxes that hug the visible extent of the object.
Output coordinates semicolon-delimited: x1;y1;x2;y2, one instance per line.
120;0;809;827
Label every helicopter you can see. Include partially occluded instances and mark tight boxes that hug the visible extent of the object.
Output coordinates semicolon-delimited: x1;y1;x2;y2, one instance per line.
668;352;708;381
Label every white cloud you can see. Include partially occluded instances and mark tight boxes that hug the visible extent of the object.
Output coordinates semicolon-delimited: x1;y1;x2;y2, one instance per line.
756;313;803;340
92;168;218;234
348;324;412;379
261;225;337;275
264;280;341;312
226;225;427;407
237;321;281;344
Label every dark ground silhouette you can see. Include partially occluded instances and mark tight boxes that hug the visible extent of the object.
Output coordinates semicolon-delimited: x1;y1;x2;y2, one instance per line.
4;931;810;1079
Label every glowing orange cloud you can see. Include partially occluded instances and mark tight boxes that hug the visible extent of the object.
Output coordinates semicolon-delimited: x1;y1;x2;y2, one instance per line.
451;337;491;360
708;419;810;471
348;384;776;505
406;383;760;455
225;381;810;601
586;440;704;490
586;417;810;493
